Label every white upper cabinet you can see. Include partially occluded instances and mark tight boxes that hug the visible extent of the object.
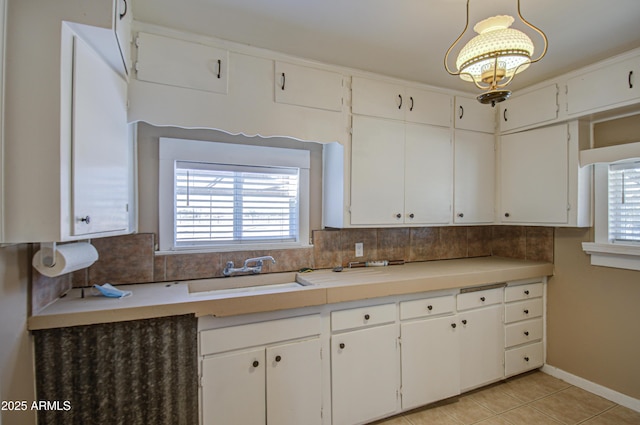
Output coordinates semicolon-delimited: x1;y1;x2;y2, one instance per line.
275;61;344;111
567;52;640;116
352;77;451;127
499;84;559;133
350;116;452;226
454;130;495;224
454;96;495;133
135;32;229;94
499;121;591;227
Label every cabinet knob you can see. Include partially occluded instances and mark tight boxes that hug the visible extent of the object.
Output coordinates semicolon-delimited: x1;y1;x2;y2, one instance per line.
461;319;467;325
409;213;415;219
427;305;433;311
79;216;91;224
524;290;530;295
364;314;370;321
396;213;402;219
339;343;345;349
451;323;457;328
524;331;530;336
524;309;529;314
252;360;259;368
480;296;486;302
524;356;530;362
275;355;282;363
457;212;464;218
504;212;510;218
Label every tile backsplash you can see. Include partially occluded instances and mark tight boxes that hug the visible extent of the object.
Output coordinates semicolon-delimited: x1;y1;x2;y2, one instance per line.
32;225;554;314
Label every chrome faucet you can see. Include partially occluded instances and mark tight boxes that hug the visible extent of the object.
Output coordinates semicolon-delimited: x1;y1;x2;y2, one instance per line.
223;256;276;277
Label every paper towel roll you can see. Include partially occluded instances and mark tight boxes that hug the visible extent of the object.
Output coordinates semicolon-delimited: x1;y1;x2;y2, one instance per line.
32;242;99;277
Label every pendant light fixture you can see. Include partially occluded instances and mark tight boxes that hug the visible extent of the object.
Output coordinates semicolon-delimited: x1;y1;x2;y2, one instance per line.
444;0;548;106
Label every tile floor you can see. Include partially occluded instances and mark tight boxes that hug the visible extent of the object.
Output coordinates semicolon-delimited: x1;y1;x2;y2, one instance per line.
369;370;640;425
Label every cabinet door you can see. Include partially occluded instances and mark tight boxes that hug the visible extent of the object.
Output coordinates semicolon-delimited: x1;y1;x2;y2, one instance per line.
71;36;129;236
332;324;399;425
404;123;452;224
500;124;569;224
136;32;228;94
459;305;504;391
401;316;460;410
201;348;265;425
567;56;639;115
275;61;343;112
499;84;559;133
454;130;495;223
351;116;405;225
352;77;404;121
454;96;495;133
267;339;322;425
404;87;452;127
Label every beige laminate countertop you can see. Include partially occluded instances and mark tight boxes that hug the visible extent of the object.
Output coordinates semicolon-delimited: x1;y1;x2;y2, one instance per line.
28;257;554;330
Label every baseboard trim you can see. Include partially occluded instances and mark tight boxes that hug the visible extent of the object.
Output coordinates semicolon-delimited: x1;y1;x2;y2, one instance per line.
542;364;640;412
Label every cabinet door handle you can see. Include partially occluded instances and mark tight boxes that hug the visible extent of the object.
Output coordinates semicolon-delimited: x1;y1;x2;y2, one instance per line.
217;59;221;79
504;212;510;218
409;96;414;111
252;360;259;368
427;305;433;311
396;213;402;219
480;296;486;302
364;314;370;320
524;290;530;295
451;323;457;328
503;108;508;122
459;105;464;119
275;355;282;363
398;94;403;109
339;343;345;349
281;72;286;90
524;331;530;336
119;0;127;20
629;70;634;89
524;356;530;362
408;213;415;219
79;216;91;224
458;212;464;218
461;319;467;325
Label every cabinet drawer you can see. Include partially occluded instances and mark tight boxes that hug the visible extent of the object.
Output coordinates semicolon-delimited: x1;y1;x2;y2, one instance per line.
505;299;543;323
331;303;395;332
457;287;503;311
200;315;321;356
505;341;544;377
505;282;544;302
400;295;455;320
505;318;543;348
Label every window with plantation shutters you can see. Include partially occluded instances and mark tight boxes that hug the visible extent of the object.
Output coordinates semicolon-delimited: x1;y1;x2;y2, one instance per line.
608;160;640;243
159;137;310;251
175;162;300;246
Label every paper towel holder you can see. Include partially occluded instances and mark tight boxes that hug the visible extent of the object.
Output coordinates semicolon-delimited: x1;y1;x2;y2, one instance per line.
39;242;57;268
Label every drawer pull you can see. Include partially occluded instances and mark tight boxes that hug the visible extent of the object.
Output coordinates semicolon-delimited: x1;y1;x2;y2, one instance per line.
524;331;530;336
364;314;370;321
252;360;260;368
524;356;530;362
524;309;529;314
275;355;282;363
451;323;457;329
524;290;530;295
461;319;467;325
339;343;345;349
427;305;433;311
480;296;486;302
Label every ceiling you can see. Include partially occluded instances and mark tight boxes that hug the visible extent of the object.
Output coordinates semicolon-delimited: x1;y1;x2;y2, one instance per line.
132;0;640;95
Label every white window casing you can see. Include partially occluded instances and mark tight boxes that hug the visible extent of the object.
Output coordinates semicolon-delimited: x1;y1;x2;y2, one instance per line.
159;138;310;252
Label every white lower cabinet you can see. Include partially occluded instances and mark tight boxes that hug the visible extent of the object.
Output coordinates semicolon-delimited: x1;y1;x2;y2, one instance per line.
400;296;460;410
458;289;505;392
199;315;323;425
331;304;399;425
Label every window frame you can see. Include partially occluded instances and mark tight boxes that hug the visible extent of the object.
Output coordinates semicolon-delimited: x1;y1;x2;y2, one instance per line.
158;137;310;252
582;159;640;271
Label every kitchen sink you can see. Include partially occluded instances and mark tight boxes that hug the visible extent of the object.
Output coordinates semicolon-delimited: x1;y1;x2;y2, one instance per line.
187;272;310;296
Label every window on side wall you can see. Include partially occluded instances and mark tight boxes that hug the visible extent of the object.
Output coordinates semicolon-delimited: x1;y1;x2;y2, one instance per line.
583;158;640;270
158;138;310;252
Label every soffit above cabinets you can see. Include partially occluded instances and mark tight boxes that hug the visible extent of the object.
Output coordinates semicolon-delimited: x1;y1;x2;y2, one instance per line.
132;0;640;94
